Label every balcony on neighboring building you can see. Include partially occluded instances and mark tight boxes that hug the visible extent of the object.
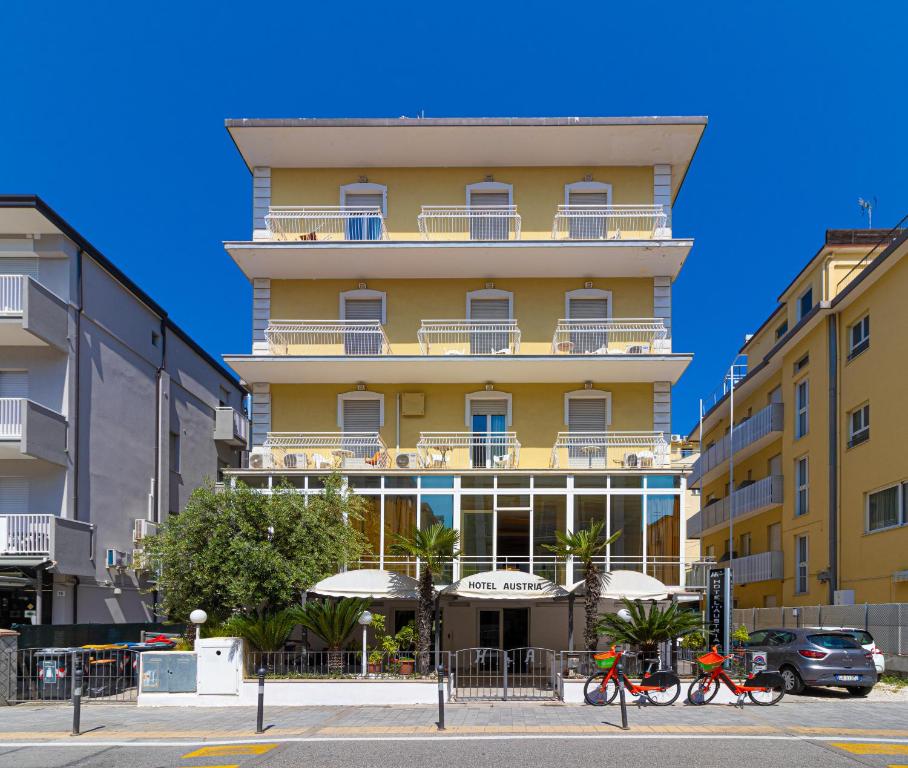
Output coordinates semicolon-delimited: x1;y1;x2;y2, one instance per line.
687;474;783;537
551;204;670;240
416;431;521;470
214;406;250;447
264;207;389;241
550;431;670;470
0;398;68;465
731;550;783;585
417;206;522;241
0;274;68;350
416;320;521;355
265;320;392;356
551;319;669;355
258;432;390;471
0;514;94;574
689;402;784;487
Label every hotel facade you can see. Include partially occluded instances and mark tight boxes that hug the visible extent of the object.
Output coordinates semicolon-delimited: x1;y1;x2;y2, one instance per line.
223;117;706;651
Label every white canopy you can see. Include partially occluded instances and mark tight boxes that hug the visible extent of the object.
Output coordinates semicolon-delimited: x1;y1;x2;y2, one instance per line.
443;570;568;600
570;569;672;600
310;569;422;600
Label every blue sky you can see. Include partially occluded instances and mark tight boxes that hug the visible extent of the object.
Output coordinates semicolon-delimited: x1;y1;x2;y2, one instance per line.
2;1;906;434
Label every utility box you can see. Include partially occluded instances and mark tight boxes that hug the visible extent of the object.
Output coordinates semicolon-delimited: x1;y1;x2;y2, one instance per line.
196;638;243;695
140;652;197;693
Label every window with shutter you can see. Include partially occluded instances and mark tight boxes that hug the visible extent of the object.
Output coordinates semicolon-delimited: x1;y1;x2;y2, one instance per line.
0;477;28;513
0;258;39;278
342;298;384;354
0;371;28;398
568;297;609;353
468;191;510;240
343;192;384;240
567;397;608;468
469;298;510;354
568;190;610;239
341;398;381;460
470;398;508;469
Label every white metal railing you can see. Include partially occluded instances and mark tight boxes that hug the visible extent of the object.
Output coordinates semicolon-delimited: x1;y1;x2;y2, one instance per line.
688;475;784;537
551;205;669;240
417;320;520;355
264;320;391;355
550;431;670;469
263;432;390;470
0;514;52;555
416;431;520;469
264;207;388;241
0;275;24;314
732;551;783;584
551;319;668;355
0;398;23;438
417;206;521;241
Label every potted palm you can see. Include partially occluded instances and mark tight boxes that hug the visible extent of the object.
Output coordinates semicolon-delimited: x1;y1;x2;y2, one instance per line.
292;597;371;675
394;622;417;676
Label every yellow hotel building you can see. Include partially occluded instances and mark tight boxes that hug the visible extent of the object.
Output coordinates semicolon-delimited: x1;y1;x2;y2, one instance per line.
222;116;706;650
687;224;908;609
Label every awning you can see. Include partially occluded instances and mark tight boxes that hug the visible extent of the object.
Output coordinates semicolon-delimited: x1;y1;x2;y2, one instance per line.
442;570;568;600
309;569;422;600
570;569;672;600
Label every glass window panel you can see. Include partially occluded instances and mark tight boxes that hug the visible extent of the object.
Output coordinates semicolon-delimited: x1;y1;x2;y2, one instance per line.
420;495;454;583
462;475;494;489
573;475;608;488
646;475;680;489
308;475;327;489
497;494;530;508
280;476;306;489
497;508;530;570
533;475;567;488
573;496;606;583
384;476;417;489
349;476;380;489
611;475;643;489
610;495;643;571
237;475;268;489
350;495;381;568
646;494;679;585
533;495;566;584
461;495;493;576
421;475;454;489
868;486;899;531
384;495;417;576
497;475;530;488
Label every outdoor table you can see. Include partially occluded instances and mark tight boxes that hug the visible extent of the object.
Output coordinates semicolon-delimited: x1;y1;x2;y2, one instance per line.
579;444;602;468
331;448;354;468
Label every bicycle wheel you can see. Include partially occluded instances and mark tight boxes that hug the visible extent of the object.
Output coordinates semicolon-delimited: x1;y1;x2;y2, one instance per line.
583;672;618;706
644;675;681;706
687;674;721;705
747;685;784;706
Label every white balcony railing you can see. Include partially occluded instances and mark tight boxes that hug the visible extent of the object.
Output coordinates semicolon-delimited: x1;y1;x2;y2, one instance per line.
0;514;52;555
551;205;669;240
264;207;388;241
265;320;392;355
416;320;521;355
0;398;23;438
551;319;668;355
417;206;521;241
688;475;784;537
263;432;390;470
416;431;520;469
0;275;24;314
732;551;784;584
550;431;670;469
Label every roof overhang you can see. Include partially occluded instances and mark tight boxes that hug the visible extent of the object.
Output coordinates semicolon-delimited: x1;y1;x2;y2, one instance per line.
310;569;422;599
225;239;693;281
223;354;693;385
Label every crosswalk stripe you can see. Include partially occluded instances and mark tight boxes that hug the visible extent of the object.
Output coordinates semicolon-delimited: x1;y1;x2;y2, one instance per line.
831;743;908;756
182;744;277;758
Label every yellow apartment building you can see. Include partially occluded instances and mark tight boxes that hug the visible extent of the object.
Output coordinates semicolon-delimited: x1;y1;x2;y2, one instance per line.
222;116;707;653
687;224;908;608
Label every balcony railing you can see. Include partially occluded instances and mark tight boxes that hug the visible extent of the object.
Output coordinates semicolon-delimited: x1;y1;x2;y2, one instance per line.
687;475;783;537
551;205;669;240
262;432;390;470
214;406;249;446
416;431;520;469
551;319;669;355
550;432;670;469
265;320;392;355
417;206;521;241
0;398;22;438
689;403;784;486
264;207;388;241
0;275;23;314
0;514;53;555
416;320;521;355
732;550;783;584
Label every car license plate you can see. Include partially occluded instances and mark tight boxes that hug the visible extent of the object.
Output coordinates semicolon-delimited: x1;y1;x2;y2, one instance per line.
835;674;861;682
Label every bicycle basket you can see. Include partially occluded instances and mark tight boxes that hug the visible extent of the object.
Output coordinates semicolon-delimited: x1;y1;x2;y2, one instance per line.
696;650;726;672
593;652;618;670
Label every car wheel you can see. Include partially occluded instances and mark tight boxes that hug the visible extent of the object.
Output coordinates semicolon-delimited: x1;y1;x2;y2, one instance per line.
846;687;871;697
780;666;804;694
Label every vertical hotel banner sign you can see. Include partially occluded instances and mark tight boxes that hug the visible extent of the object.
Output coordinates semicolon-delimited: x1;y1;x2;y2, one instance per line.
707;567;731;653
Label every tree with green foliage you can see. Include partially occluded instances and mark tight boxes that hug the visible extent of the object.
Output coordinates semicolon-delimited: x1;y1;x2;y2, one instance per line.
292;597;371;673
596;597;704;660
223;609;299;652
143;474;369;624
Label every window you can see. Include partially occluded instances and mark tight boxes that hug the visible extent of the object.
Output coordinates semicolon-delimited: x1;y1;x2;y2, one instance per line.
740;532;752;557
564;181;612;239
466;182;512;240
340;182;387;241
151;331;161;347
848;403;870;447
768;385;782;405
0;370;28;398
794;353;809;373
848;315;870;359
705;544;716;560
775;320;788;340
566;392;609;468
340;289;386;354
0;477;28;514
866;484;903;532
795;456;809;516
798;287;813;320
795;535;809;594
169;431;181;473
795;379;809;438
767;522;781;552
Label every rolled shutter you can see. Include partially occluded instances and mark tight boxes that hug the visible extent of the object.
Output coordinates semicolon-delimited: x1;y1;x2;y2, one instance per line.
470;398;508;417
343;299;383;320
0;258;39;278
0;372;28;398
568;191;609;207
469;299;510;320
0;477;28;513
568;397;607;432
568;297;608;319
567;191;609;239
342;399;381;432
344;192;384;211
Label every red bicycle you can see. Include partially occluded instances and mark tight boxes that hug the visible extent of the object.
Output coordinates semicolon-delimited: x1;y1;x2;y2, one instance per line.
584;647;681;706
687;646;785;706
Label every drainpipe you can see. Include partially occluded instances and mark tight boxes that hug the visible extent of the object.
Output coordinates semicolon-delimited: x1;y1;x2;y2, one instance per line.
396;392;401;452
827;314;839;603
73;249;83;524
72;576;79;623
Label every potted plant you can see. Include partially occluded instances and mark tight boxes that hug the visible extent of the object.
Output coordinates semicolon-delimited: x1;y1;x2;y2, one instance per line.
394;622;417;676
367;649;384;674
731;624;750;649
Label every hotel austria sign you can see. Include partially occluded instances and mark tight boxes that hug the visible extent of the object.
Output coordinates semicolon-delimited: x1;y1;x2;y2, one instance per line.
443;570;568;600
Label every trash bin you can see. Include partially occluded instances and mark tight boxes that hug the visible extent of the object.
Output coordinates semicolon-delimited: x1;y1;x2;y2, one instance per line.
34;648;77;700
81;644;129;698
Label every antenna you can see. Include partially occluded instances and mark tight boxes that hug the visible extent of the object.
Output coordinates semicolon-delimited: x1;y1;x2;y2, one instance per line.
858;197;876;228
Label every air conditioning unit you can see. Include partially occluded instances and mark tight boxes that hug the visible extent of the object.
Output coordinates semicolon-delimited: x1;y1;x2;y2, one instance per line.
671;434;682;444
131;549;147;572
106;549;128;569
627;344;650;354
282;452;308;469
133;519;157;544
396;452;420;469
249;447;273;469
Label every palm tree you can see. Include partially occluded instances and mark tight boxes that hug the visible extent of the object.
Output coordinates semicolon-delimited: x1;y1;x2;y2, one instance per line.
596;597;703;663
391;522;460;674
292;597;371;674
543;519;620;651
224;608;298;652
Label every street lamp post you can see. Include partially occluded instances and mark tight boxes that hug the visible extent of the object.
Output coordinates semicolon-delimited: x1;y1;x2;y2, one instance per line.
358;610;373;677
189;609;207;650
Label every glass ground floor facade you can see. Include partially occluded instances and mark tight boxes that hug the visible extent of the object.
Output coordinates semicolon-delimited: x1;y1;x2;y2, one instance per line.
227;471;689;588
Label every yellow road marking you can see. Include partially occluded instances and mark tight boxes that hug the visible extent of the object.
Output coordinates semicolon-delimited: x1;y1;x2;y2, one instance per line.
182;744;277;758
831;744;908;756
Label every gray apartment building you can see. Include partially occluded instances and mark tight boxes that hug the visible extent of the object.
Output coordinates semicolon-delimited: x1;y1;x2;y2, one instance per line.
0;195;248;626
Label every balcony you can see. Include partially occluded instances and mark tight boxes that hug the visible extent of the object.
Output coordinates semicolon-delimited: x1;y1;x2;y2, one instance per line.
0;398;68;465
265;320;392;356
417;206;521;241
0;514;94;574
416;320;521;355
687;474;783;537
0;275;68;350
416;431;520;469
261;432;390;470
264;207;388;241
214;406;249;446
731;550;783;585
550;431;670;469
551;319;669;355
689;402;784;487
552;205;670;240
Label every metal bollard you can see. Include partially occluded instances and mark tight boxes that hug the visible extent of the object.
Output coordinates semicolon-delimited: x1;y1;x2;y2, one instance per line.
616;656;629;731
71;650;83;736
437;663;445;731
255;667;266;734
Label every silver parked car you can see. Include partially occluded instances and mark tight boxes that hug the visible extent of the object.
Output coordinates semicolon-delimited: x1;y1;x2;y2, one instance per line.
744;628;876;696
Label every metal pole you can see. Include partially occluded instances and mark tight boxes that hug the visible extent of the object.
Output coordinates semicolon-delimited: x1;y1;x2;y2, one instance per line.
567;594;575;652
616;655;629;730
435;597;444;731
255;667;266;734
727;363;735;655
361;624;367;678
71;650;83;736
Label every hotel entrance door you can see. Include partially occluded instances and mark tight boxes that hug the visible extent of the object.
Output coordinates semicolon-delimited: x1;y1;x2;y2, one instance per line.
478;607;529;652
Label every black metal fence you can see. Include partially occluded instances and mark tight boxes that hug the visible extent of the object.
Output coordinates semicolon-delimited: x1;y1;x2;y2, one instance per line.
5;648;139;704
